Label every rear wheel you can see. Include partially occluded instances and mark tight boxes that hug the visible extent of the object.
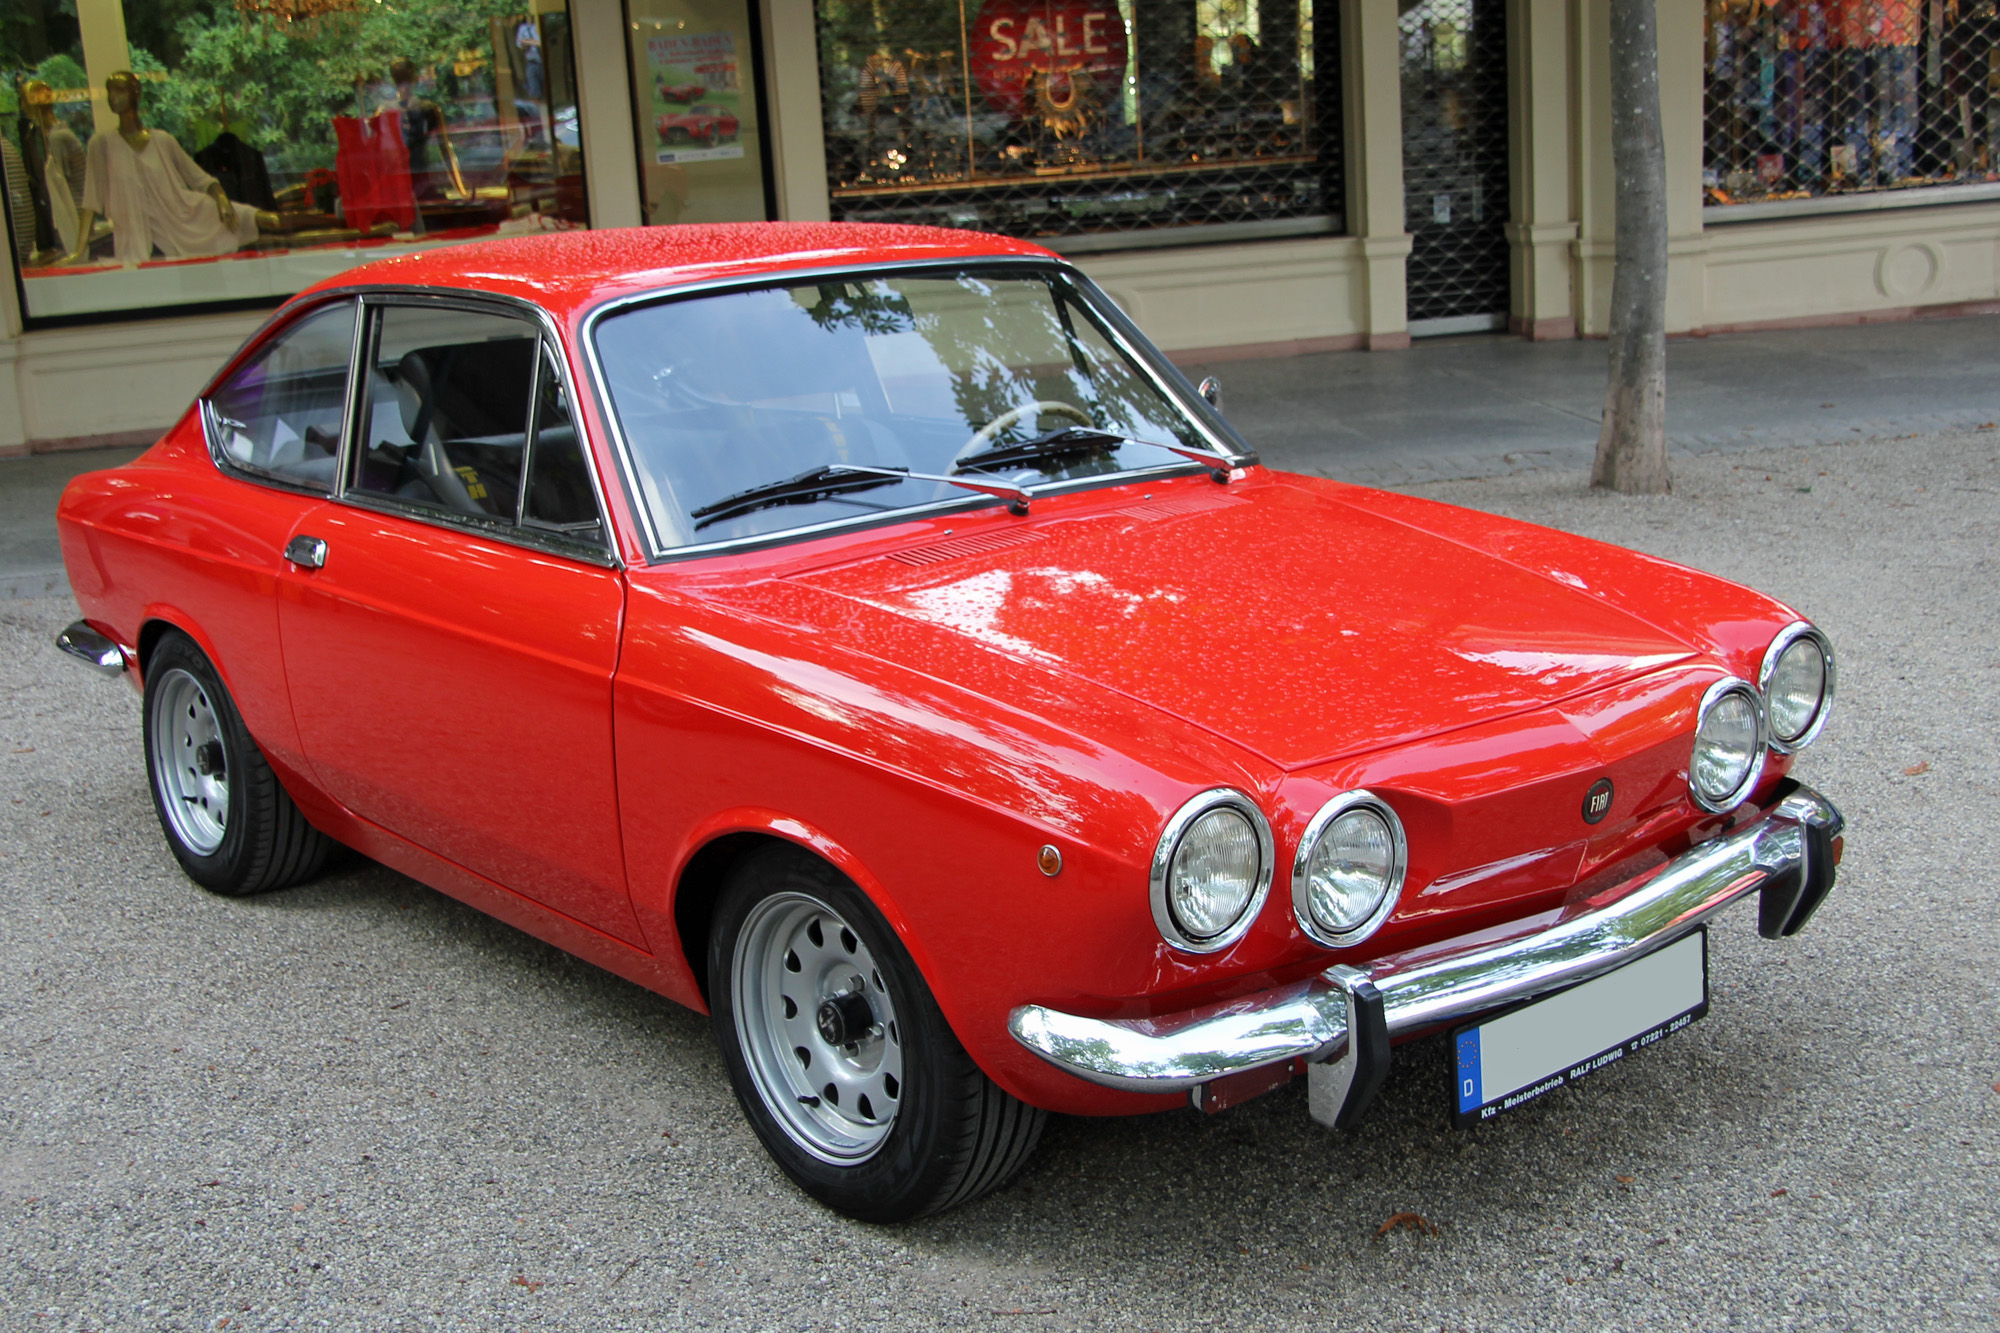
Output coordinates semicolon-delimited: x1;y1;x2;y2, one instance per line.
143;631;331;896
708;845;1045;1222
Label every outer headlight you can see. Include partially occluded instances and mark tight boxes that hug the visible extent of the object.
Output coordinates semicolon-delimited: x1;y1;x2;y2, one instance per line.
1291;790;1408;948
1689;677;1768;812
1150;789;1274;952
1758;621;1835;752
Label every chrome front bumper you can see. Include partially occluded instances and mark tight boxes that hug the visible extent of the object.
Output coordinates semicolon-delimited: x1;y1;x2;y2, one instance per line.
1009;782;1844;1112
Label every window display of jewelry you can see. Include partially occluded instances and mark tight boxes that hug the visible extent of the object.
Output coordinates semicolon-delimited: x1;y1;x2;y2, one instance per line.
815;0;1341;242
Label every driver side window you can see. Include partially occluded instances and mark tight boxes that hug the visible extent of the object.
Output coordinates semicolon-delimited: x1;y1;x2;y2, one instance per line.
353;305;537;520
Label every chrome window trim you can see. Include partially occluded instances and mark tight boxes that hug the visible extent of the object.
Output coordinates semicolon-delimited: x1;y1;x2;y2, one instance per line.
1149;788;1276;955
576;255;1253;565
1689;676;1769;814
335;289;621;570
1757;620;1836;753
197;294;362;499
1289;789;1409;950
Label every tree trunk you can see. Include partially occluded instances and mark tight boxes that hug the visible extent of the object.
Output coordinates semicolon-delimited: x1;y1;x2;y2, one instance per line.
1591;0;1671;494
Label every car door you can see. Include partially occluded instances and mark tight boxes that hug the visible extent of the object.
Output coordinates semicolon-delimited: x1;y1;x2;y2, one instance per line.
277;295;642;945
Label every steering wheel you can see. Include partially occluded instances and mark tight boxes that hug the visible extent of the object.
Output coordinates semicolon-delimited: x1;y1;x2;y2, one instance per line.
954;400;1092;465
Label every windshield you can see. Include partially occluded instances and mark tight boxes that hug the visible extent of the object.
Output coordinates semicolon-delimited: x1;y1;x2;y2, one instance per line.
592;269;1223;549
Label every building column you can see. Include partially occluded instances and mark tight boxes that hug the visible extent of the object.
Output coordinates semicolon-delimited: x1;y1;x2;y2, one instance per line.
1570;0;1705;335
1569;0;1613;335
74;0;129;138
572;0;644;228
763;0;832;221
1506;0;1577;339
1342;0;1411;350
1659;0;1707;333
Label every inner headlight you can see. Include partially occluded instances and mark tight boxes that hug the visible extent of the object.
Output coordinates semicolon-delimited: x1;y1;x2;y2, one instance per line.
1292;791;1408;948
1690;678;1768;812
1150;790;1273;952
1759;622;1835;751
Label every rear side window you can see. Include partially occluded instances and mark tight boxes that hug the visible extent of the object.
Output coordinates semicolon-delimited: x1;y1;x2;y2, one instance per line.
207;300;356;492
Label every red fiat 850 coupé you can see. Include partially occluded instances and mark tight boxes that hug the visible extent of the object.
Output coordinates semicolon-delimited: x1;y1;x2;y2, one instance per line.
55;224;1844;1222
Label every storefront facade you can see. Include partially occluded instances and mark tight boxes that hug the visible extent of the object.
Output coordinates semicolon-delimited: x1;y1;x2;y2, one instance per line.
4;0;1997;452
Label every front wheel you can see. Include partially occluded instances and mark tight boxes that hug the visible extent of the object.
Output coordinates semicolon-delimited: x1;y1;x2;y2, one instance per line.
143;631;332;896
709;846;1045;1222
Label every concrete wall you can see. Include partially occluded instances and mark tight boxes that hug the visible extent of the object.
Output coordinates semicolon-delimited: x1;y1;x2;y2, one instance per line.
5;0;1998;450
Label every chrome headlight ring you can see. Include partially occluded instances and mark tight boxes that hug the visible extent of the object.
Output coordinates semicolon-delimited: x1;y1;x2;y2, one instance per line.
1149;788;1275;954
1757;620;1836;754
1290;789;1408;950
1689;676;1769;814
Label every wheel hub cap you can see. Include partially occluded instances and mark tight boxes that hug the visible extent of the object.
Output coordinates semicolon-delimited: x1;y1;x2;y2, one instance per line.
815;991;875;1047
733;892;904;1164
148;667;230;857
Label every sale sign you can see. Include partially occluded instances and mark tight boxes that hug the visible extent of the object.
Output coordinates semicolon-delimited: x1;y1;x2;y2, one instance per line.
968;0;1128;120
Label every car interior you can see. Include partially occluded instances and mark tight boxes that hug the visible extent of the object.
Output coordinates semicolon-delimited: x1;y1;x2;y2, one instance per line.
352;306;603;547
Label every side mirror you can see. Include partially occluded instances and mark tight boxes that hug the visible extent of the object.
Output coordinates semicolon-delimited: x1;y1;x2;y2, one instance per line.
1197;376;1223;411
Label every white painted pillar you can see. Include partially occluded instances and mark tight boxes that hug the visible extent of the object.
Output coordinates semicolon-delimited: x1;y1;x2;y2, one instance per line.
74;0;130;138
571;0;645;228
1342;0;1412;348
1506;0;1578;339
762;0;831;221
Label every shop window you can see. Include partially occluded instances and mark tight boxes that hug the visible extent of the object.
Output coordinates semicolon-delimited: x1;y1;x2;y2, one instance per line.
813;0;1342;246
624;0;772;224
0;1;590;327
1704;0;2000;206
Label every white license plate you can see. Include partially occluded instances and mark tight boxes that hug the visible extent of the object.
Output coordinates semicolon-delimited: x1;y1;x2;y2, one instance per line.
1453;929;1709;1126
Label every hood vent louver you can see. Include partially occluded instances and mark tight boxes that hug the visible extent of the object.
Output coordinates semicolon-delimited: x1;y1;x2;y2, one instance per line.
1115;494;1246;521
888;529;1047;566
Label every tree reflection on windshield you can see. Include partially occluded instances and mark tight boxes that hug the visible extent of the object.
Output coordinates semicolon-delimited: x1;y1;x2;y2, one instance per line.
595;269;1212;548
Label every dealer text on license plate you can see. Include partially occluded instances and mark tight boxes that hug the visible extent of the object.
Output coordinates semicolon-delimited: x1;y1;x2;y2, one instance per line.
1452;929;1709;1126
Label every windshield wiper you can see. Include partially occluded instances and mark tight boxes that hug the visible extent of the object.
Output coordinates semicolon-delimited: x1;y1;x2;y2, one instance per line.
951;426;1128;474
955;426;1243;483
691;463;1036;531
691;464;902;528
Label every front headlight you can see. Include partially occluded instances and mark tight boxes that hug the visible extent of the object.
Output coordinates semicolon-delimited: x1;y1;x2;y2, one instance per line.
1150;790;1274;952
1690;678;1768;812
1291;790;1408;948
1759;621;1835;752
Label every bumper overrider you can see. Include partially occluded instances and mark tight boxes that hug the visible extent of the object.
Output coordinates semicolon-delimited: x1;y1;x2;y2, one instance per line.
1009;780;1844;1128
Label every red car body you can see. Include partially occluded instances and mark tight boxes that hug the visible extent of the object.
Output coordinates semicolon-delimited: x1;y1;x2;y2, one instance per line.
656;106;739;145
55;224;1843;1216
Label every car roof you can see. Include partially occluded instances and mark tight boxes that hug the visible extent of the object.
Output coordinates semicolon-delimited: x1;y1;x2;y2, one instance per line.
293;222;1061;322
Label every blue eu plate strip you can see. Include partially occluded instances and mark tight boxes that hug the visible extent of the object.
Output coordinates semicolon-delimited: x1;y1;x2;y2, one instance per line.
1455;1027;1482;1114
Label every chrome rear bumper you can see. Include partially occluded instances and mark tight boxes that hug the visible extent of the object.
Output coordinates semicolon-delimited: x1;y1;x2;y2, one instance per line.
1008;783;1844;1104
55;620;127;677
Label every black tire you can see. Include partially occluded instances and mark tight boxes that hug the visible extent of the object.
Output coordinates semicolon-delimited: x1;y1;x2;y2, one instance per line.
708;845;1045;1222
142;631;332;897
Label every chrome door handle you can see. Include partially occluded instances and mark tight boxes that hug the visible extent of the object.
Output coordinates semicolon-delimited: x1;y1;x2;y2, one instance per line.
284;535;327;569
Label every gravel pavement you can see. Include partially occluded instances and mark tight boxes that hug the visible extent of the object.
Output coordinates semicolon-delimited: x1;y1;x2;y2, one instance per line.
3;431;1996;1331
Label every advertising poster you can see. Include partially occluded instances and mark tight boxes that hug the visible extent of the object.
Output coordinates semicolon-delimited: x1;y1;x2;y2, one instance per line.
647;31;747;164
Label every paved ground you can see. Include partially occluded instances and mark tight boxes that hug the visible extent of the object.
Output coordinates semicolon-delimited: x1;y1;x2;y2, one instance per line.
3;427;1995;1330
9;313;2000;598
0;449;144;600
1187;313;2000;487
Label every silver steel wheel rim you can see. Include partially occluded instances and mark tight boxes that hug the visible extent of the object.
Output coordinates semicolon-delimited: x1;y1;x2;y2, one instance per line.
733;891;903;1165
150;668;229;856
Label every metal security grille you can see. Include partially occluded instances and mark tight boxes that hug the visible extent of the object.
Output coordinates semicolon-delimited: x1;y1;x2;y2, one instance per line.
1705;0;2000;205
814;0;1344;244
1400;0;1510;328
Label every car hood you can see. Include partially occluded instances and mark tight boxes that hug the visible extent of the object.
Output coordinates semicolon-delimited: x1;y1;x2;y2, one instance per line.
776;475;1698;770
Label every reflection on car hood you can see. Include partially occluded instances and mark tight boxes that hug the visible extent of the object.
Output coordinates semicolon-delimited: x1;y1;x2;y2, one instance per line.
780;475;1698;769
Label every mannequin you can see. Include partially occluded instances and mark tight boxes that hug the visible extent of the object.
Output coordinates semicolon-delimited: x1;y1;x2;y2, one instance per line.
22;80;84;258
66;71;277;267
